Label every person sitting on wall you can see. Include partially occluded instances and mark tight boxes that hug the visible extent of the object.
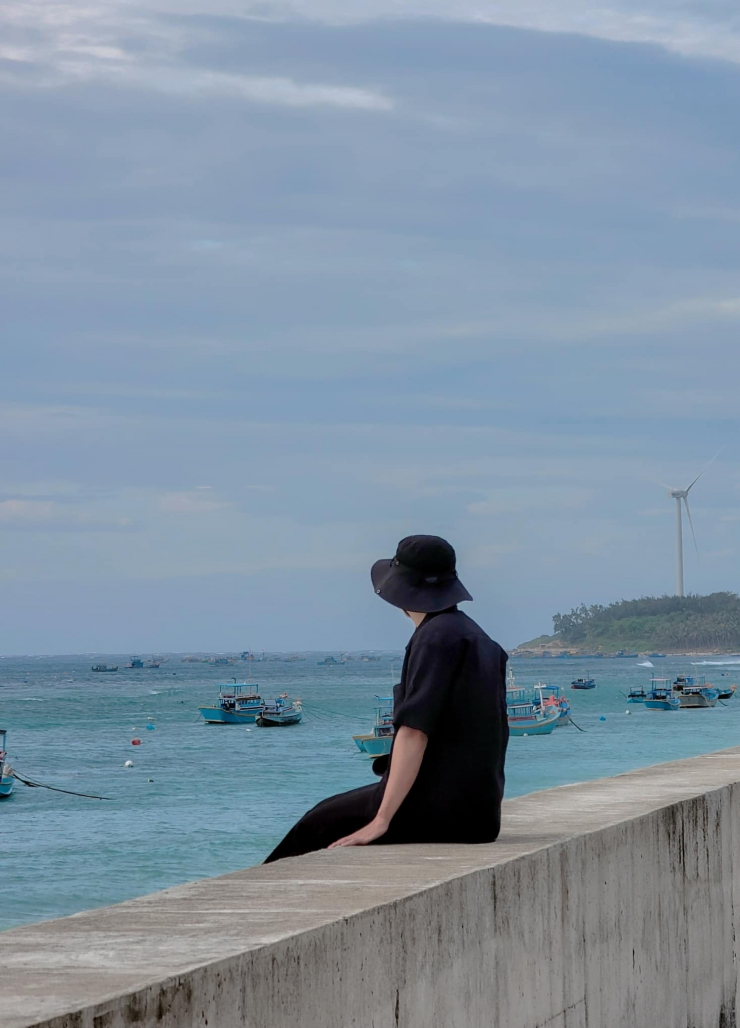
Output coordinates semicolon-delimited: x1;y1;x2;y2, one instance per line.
264;535;509;862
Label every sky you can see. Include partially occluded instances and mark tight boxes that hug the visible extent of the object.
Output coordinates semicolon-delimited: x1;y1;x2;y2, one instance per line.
2;0;740;654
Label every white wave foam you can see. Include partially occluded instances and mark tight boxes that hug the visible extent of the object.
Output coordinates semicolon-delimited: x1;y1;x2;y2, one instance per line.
637;661;654;668
21;697;43;701
692;659;740;666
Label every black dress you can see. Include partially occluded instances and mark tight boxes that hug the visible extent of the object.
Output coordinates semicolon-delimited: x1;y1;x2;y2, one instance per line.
264;608;509;863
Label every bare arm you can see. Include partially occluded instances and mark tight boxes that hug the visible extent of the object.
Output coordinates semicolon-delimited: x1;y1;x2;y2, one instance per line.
328;726;428;848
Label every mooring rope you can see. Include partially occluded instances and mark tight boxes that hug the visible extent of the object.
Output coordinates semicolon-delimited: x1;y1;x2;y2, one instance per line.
10;769;111;801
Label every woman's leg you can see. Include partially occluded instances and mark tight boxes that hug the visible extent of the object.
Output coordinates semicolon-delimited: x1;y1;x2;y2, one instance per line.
264;782;383;863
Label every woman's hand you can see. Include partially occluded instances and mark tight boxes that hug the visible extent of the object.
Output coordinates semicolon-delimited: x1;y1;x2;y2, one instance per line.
329;727;427;850
328;815;390;848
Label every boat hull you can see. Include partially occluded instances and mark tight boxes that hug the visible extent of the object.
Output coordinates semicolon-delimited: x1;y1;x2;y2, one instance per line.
0;775;14;798
199;706;262;724
571;682;596;690
353;734;393;756
508;713;559;737
718;686;737;700
627;695;647;703
645;698;680;711
679;692;718;709
257;713;302;726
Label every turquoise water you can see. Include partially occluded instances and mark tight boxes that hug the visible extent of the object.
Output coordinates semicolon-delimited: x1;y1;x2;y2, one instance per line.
3;653;740;931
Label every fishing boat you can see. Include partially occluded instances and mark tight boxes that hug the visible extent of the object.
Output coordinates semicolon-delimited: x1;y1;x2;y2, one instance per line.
144;658;162;668
674;675;719;709
626;684;648;703
0;730;13;799
535;683;572;726
125;656;144;669
91;662;118;673
199;683;264;724
506;674;559;736
571;677;596;690
644;678;680;711
507;695;559;737
353;696;395;756
678;686;719;708
257;694;303;727
208;656;233;666
317;655;342;666
717;683;737;700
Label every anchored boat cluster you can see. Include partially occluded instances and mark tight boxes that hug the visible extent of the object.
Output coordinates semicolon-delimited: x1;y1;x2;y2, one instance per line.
627;674;735;710
199;683;303;726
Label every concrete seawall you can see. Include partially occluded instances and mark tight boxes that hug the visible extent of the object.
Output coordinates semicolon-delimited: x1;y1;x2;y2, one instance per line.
4;748;740;1028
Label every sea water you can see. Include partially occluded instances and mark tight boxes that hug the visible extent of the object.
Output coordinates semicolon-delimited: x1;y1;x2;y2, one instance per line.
3;653;740;931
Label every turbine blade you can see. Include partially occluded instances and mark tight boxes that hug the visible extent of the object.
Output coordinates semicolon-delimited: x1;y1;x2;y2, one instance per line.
686;446;724;493
657;482;677;495
684;496;699;555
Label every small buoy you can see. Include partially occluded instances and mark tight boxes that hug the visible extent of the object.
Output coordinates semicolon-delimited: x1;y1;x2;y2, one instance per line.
146;724;155;731
523;732;529;737
124;760;134;768
599;716;606;722
147;716;154;721
131;738;142;745
625;710;631;715
147;778;154;783
132;727;137;732
245;728;251;732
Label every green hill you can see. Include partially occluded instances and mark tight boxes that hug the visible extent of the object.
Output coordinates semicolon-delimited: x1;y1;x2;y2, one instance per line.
516;592;740;655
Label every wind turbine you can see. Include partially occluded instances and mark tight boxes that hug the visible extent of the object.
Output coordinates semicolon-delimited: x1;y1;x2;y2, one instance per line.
661;450;721;597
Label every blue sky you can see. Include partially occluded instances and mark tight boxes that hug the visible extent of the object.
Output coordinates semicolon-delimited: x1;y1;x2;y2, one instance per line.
2;0;740;654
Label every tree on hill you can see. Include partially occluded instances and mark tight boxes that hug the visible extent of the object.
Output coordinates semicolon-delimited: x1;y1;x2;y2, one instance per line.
551;593;740;651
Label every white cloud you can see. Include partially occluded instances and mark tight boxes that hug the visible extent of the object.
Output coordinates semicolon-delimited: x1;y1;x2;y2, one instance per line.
0;498;133;531
468;487;593;515
238;0;740;64
0;2;393;110
158;490;232;514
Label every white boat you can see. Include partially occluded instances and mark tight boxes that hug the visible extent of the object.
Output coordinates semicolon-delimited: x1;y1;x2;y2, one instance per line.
673;675;719;708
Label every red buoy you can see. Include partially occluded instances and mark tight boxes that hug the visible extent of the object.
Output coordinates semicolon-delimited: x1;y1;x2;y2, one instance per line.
131;738;142;746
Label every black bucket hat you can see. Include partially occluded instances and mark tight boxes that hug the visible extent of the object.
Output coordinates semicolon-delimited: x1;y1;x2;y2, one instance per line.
371;535;472;613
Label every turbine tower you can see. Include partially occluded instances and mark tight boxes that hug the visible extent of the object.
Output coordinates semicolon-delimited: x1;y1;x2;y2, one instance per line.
662;450;721;597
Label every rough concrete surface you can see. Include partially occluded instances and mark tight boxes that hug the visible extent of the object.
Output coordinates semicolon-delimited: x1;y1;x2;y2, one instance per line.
3;748;740;1028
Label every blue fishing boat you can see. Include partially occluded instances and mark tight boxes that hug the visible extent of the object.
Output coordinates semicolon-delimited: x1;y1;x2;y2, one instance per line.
199;683;264;724
353;696;395;757
717;683;737;700
125;656;144;668
507;697;559;736
644;678;680;711
627;684;648;703
0;730;13;799
91;662;118;673
506;676;559;736
257;694;303;726
571;677;596;690
317;655;343;666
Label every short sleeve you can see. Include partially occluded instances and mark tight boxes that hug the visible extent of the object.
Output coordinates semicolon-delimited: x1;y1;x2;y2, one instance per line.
394;632;464;738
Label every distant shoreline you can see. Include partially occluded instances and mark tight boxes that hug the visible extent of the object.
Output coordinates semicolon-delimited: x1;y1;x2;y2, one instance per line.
511;649;740;659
